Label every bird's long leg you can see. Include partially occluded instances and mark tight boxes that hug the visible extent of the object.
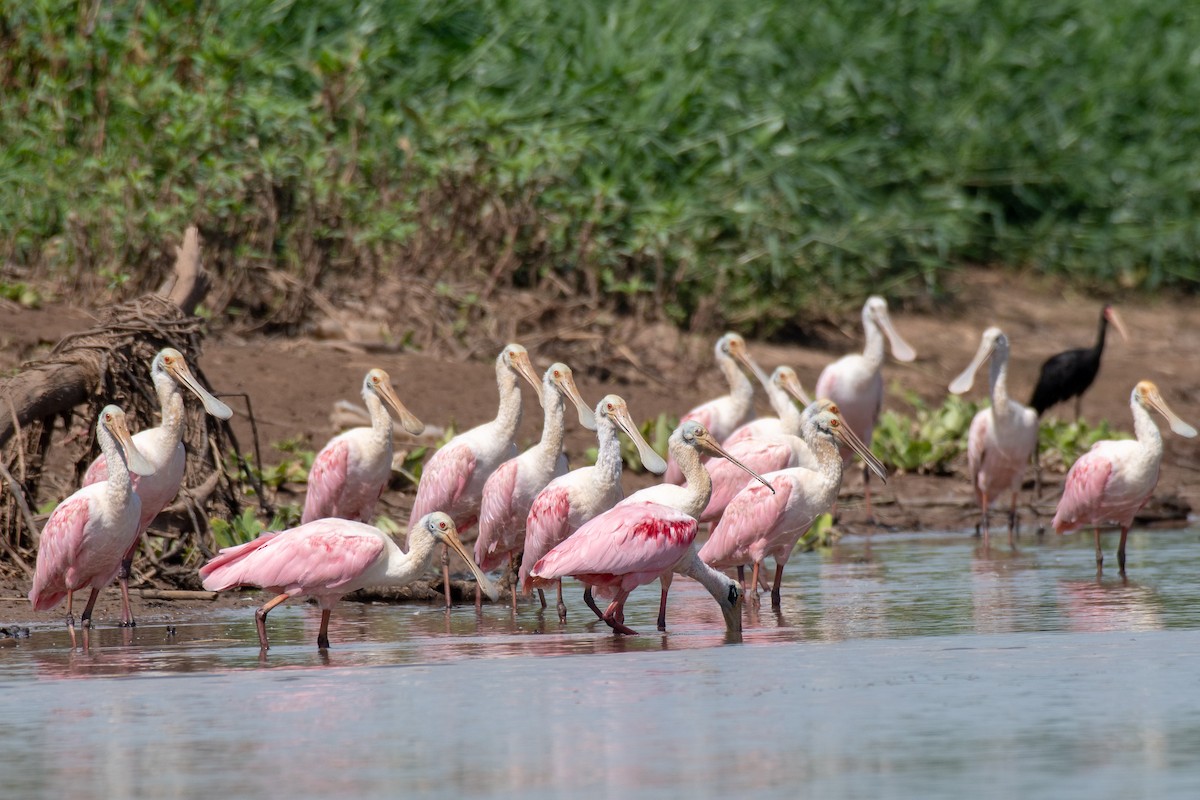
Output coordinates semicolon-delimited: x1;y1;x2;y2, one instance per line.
1008;490;1019;550
80;587;101;652
1094;527;1104;573
749;562;762;608
863;465;875;525
441;544;453;609
771;563;785;609
117;537;139;627
538;588;548;610
254;593;290;651
583;585;603;620
317;609;332;650
980;491;990;549
555;581;566;623
474;581;482;611
736;565;747;596
1074;395;1083;422
509;554;520;614
1117;526;1130;576
66;591;77;649
656;572;673;631
603;591;638;636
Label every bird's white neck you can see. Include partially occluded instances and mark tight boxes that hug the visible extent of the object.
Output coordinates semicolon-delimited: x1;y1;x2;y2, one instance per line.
802;423;846;494
988;340;1014;420
492;359;525;443
672;440;714;519
531;379;567;464
862;311;886;370
718;354;755;415
98;423;134;509
774;389;803;436
591;415;624;494
1131;398;1164;460
155;372;187;444
385;527;439;585
675;546;736;608
363;389;395;448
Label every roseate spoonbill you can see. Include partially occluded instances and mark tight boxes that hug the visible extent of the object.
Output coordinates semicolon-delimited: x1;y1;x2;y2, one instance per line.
699;369;816;525
1030;305;1129;419
409;343;542;606
662;333;763;484
814;296;915;521
949;327;1039;545
701;400;887;608
30;406;156;643
1052;381;1196;575
519;394;667;620
528;420;773;636
201;512;498;650
473;363;596;608
81;348;232;626
723;366;813;448
303;368;424;524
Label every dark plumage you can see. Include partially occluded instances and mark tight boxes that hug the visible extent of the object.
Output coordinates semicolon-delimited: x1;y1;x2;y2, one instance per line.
1029;305;1128;418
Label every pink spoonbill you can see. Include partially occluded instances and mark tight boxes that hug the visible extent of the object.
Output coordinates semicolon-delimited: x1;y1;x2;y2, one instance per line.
474;363;597;608
948;327;1039;545
81;348;232;626
528;420;773;636
200;512;498;650
30;405;156;644
663;333;763;484
722;365;813;448
1052;381;1196;575
814;296;915;521
519;394;667;620
700;400;887;607
409;344;542;606
303;367;424;524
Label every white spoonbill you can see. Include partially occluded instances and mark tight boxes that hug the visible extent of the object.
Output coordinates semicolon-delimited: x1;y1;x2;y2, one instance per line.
519;394;667;620
814;296;915;520
662;333;762;484
722;365;813;448
30;406;156;643
81;348;232;626
409;343;542;605
948;327;1039;545
200;512;498;650
474;363;596;608
303;368;424;524
1052;381;1196;575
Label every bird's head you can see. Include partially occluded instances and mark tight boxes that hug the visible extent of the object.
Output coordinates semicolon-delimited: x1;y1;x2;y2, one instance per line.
97;405;156;476
363;368;424;435
717;576;743;636
152;348;233;419
949;326;1007;395
545;363;597;430
595;395;666;474
1133;381;1196;437
500;343;544;406
773;366;812;406
1103;305;1130;342
864;296;916;362
676;421;775;494
418;512;500;601
806;401;888;482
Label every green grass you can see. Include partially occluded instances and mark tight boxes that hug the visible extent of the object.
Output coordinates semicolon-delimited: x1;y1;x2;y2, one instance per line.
4;0;1200;333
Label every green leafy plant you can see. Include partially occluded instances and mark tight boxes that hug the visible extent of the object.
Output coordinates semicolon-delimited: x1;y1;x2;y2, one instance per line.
871;394;979;474
209;503;303;549
1038;418;1130;472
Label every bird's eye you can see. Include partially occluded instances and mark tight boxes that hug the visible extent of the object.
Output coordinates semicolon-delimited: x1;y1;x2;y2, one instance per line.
606;403;614;411
553;370;561;378
830;419;839;428
439;521;447;530
829;405;839;414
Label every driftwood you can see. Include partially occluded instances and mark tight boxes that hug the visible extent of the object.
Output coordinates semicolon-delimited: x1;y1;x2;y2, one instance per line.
0;226;257;577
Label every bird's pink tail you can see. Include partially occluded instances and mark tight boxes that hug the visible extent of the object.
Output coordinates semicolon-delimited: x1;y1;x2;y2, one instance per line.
199;532;281;588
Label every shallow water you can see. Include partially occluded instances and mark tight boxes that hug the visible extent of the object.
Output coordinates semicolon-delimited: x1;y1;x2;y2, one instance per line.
4;526;1200;799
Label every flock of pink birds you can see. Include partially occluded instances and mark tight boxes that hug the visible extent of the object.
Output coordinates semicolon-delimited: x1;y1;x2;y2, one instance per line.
26;297;1196;651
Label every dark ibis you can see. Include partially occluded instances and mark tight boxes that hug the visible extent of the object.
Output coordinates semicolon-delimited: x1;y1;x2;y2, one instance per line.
1028;305;1128;419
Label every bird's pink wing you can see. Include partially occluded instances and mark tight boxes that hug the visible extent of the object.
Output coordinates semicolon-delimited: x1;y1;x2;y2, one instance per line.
530;501;696;587
967;410;990;484
411;443;477;521
814;366;837;402
303;439;350;523
701;479;792;566
200;522;385;594
1052;452;1112;534
520;484;573;589
81;455;108;488
475;458;520;568
701;439;791;522
28;496;92;610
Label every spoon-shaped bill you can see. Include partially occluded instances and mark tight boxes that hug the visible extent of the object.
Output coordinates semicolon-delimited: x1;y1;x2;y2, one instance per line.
609;398;667;474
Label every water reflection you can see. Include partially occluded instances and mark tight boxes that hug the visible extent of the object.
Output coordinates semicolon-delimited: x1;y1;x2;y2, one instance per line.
1057;577;1164;633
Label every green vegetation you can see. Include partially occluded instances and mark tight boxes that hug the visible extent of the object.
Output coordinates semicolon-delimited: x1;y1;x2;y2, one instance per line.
873;394;979;474
210;503;302;549
4;0;1199;333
